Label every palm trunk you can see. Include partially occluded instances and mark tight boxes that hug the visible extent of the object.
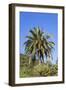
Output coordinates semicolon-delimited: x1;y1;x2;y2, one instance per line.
29;57;31;64
43;57;44;63
38;53;41;65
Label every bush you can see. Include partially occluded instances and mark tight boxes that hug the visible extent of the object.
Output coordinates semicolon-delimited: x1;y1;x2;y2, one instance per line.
20;54;58;77
50;64;58;76
33;64;51;76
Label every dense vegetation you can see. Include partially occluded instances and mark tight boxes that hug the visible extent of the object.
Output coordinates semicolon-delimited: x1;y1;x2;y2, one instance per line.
20;54;58;77
20;27;58;78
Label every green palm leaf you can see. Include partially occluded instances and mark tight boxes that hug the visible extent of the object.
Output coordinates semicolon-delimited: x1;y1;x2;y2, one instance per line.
24;27;55;64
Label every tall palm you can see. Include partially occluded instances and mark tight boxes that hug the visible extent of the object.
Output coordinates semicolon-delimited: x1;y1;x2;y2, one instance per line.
24;27;55;64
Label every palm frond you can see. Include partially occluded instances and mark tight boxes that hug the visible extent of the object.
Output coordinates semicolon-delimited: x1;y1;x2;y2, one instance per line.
24;27;55;63
26;36;33;40
29;30;37;37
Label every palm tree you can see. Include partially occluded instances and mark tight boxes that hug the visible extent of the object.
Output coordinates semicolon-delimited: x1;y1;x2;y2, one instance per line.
24;27;55;64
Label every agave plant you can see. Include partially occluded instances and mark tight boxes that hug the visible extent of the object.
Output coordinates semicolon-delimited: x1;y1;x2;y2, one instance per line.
24;27;55;64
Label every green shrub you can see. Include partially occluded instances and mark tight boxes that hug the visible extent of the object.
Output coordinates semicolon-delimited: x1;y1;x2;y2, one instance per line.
50;64;58;76
33;64;51;76
20;54;58;77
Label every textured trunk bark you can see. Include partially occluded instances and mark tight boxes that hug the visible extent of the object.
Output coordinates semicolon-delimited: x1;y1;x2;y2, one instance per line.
29;57;31;64
43;57;44;63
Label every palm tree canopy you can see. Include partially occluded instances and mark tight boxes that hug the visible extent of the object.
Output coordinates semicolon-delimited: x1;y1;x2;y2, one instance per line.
24;27;55;63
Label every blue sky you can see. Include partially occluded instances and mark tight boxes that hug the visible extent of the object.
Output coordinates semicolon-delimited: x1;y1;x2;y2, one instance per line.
20;12;58;64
